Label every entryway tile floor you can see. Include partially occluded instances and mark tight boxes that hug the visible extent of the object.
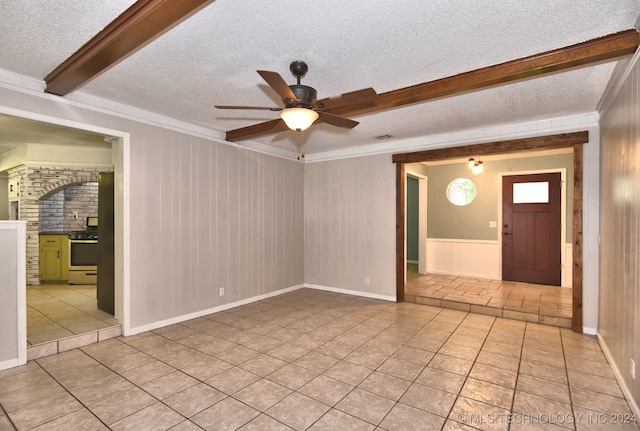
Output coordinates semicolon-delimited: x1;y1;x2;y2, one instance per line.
27;283;120;351
2;288;637;430
405;265;573;328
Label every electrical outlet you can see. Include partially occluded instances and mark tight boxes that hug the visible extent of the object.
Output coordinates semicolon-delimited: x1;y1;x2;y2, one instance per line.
219;287;224;296
364;277;370;286
632;359;636;380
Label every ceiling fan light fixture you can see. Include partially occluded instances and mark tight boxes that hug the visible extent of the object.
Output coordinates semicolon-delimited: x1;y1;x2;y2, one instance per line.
279;107;319;131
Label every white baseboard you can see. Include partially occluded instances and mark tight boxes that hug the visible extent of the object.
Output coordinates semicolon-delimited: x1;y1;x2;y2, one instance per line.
305;284;396;302
597;333;640;418
0;358;21;372
126;284;305;336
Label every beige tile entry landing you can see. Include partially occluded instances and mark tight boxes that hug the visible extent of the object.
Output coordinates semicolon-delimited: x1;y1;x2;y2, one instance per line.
405;265;573;328
26;283;121;360
1;288;637;430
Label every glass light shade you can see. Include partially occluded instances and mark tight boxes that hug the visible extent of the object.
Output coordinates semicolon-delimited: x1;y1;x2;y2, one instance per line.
472;160;484;174
279;108;319;131
468;157;475;168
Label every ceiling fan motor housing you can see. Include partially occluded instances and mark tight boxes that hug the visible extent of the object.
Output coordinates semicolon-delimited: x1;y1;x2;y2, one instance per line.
287;85;317;108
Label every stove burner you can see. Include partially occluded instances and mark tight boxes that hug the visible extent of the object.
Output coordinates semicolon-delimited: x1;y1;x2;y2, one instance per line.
69;231;98;240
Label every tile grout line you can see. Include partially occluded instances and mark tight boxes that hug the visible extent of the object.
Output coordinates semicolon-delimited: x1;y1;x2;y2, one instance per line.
33;354;111;430
508;321;531;431
0;402;18;431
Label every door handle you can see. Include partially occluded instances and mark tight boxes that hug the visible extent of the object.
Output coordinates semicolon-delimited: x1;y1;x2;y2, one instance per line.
503;224;511;236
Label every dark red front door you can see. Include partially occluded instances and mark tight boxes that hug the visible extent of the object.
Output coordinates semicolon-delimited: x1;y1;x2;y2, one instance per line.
502;173;562;286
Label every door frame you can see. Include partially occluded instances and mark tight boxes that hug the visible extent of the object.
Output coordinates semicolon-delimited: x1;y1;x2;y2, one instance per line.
405;170;428;279
499;169;567;286
393;132;586;332
0;105;131;338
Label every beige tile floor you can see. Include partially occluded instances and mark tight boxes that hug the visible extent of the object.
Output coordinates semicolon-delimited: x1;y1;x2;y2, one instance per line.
405;265;573;328
27;283;119;345
2;288;638;430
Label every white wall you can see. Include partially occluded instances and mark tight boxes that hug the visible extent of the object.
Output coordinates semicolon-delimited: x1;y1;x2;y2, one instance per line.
426;239;573;287
0;221;26;371
304;154;396;299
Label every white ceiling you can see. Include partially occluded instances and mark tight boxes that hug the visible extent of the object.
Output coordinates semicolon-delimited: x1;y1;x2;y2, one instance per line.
0;1;638;157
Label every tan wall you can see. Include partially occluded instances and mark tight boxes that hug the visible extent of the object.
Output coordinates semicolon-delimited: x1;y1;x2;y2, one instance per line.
129;137;305;328
304;154;396;297
599;55;640;411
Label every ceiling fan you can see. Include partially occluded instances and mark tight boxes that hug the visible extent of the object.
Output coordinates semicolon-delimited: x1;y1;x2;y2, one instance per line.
215;61;378;134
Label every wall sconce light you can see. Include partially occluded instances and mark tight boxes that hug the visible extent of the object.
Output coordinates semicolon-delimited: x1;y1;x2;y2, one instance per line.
472;159;484;174
468;157;475;168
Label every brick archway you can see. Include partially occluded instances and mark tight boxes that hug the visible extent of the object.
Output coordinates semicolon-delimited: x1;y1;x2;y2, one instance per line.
38;174;99;198
8;165;109;285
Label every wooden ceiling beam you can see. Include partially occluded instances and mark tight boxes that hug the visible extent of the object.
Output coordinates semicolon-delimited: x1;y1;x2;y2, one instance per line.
391;131;589;164
225;29;639;142
45;0;213;96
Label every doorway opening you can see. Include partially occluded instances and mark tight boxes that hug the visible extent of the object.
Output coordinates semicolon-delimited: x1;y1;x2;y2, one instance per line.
405;169;427;280
393;132;587;332
0;108;129;355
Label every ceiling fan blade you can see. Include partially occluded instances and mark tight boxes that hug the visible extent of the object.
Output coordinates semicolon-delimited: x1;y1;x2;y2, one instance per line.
215;105;281;111
257;70;297;102
316;87;378;110
316;111;359;129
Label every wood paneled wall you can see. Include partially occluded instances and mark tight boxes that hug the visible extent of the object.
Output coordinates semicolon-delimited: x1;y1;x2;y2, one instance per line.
304;154;396;297
599;54;640;411
129;133;305;328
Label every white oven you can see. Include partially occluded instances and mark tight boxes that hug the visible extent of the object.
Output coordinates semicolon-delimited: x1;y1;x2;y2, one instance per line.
68;237;98;284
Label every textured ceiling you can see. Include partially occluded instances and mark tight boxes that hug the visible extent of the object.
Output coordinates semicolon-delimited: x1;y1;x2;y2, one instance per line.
0;1;639;157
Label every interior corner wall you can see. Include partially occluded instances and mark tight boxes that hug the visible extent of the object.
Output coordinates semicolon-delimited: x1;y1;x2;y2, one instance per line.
598;55;640;413
304;154;396;298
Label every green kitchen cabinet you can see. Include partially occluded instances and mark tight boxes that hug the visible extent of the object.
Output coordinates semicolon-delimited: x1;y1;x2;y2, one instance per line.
39;235;69;281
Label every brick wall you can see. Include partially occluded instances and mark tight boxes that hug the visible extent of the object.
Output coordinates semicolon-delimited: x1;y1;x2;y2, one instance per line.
40;182;99;232
8;165;110;285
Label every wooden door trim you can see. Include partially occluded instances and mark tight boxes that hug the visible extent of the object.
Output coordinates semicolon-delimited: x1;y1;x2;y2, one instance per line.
572;144;583;332
396;163;406;302
394;131;586;332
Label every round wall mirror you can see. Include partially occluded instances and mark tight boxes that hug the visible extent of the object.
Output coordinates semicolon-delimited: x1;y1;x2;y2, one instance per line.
446;177;477;206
